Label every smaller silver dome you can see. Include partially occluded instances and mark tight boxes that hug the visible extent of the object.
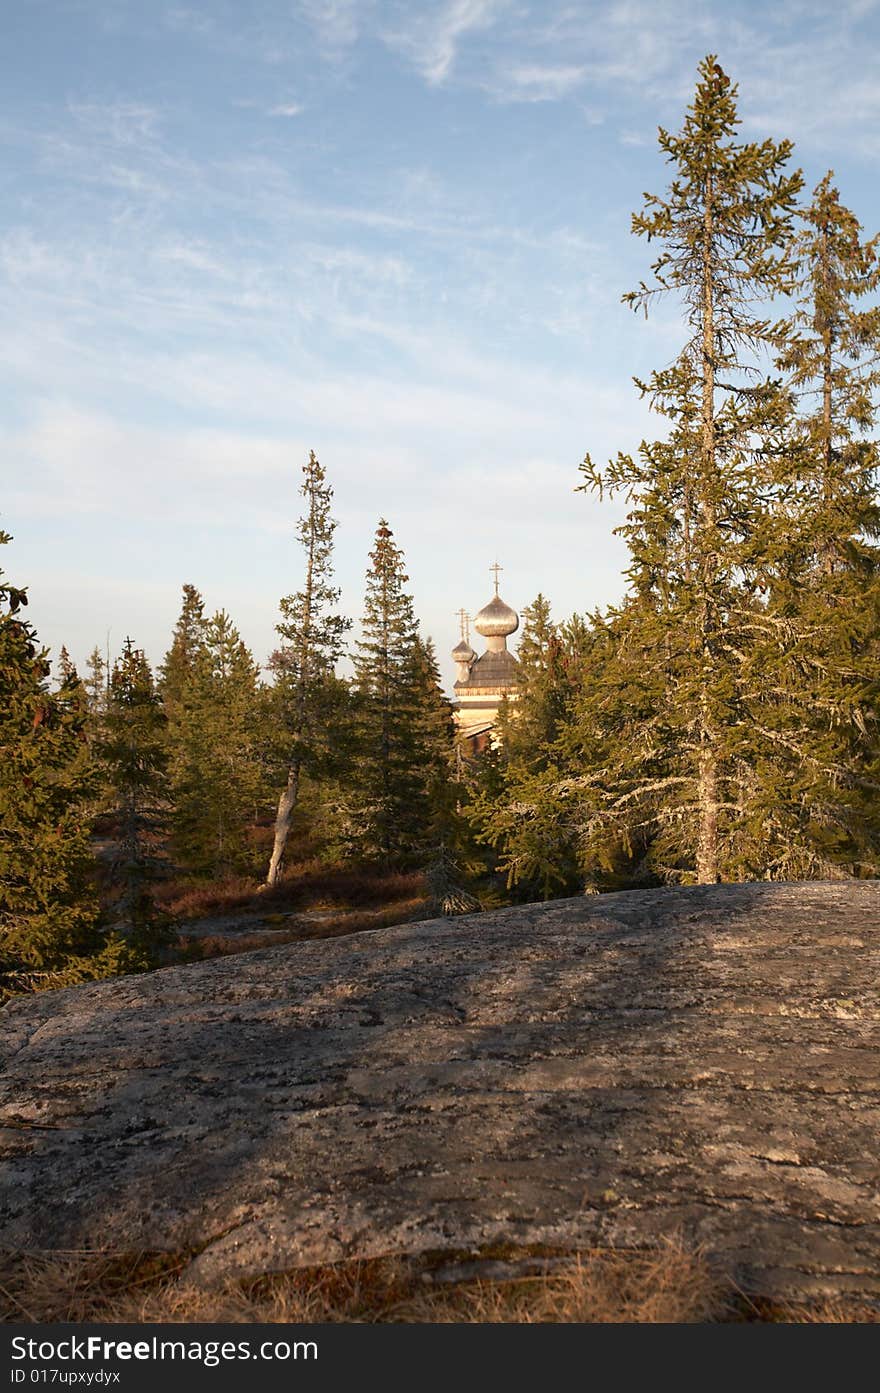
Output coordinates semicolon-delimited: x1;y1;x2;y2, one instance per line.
474;594;519;639
452;638;475;661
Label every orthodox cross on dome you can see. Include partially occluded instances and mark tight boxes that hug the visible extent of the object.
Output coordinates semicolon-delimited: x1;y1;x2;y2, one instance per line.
490;560;503;596
455;608;471;644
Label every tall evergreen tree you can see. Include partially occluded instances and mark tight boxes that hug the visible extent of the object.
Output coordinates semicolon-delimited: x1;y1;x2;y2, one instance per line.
779;172;880;578
100;638;171;953
409;635;475;913
159;583;207;719
84;645;108;721
750;174;880;875
410;634;457;809
168;611;266;877
54;646;97;808
264;452;350;886
0;530;122;997
57;645;77;686
80;644;114;817
344;520;452;867
578;56;803;883
499;595;571;768
467;597;590;898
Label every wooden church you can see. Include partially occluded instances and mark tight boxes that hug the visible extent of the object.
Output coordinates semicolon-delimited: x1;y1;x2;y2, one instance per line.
452;563;520;753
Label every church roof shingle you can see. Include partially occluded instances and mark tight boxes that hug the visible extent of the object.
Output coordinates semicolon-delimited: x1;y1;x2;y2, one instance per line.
454;648;520;691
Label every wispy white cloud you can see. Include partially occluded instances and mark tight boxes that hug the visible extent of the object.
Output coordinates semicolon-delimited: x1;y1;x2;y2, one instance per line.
375;0;880;156
164;6;214;39
234;95;305;118
498;62;586;102
298;0;365;53
741;52;880;156
0;231;69;286
3;378;635;678
4;408;301;520
66;99;162;147
6;0;879;681
619;128;650;147
163;2;293;63
156;240;228;274
383;0;507;85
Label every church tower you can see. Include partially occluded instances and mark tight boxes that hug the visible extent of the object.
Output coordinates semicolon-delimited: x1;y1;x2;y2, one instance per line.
452;563;520;752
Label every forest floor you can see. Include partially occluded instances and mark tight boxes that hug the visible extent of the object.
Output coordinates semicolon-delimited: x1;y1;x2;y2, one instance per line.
153;863;431;963
170;900;428;960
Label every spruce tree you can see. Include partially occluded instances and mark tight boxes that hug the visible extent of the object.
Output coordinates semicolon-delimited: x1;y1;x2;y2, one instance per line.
80;644;114;817
57;645;77;685
159;583;207;720
0;530;122;997
500;595;571;768
54;647;98;813
779;173;880;578
345;521;452;867
578;56;803;883
85;645;107;716
751;174;880;874
264;451;349;886
168;611;266;877
410;635;473;910
467;597;589;898
100;638;172;953
409;635;457;811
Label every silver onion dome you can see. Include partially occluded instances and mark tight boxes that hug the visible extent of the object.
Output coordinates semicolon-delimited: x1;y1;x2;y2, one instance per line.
473;594;519;639
452;638;476;662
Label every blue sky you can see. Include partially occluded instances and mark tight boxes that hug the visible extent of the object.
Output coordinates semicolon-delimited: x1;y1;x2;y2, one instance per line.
3;0;879;689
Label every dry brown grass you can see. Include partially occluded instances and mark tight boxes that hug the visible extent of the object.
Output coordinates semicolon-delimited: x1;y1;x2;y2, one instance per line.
0;1251;189;1324
401;1246;724;1324
149;863;430;967
3;1243;876;1325
156;864;426;922
182;898;426;963
731;1293;880;1324
156;876;258;920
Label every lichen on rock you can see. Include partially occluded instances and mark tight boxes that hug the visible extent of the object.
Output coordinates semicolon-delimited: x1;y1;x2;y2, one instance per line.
1;881;878;1303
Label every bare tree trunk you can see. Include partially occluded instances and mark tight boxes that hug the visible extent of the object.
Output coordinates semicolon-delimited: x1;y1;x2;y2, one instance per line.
265;762;301;888
821;221;835;578
697;171;720;884
263;476;316;888
696;729;719;884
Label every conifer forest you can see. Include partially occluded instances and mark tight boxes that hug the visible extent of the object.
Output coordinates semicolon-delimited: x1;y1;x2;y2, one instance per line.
3;57;879;1001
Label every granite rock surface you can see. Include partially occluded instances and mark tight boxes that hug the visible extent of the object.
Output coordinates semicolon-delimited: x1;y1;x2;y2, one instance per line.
1;881;879;1299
